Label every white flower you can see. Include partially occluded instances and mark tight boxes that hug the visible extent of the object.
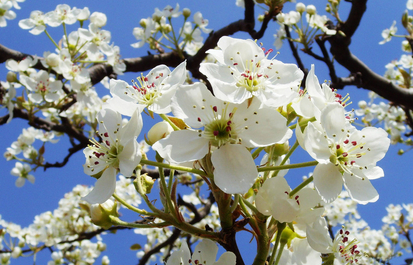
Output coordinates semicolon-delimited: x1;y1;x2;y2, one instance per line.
379;21;397;44
193;12;212;33
10;162;35;187
105;61;187;116
90;11;107;27
20;70;63;103
255;176;323;224
0;82;16;123
153;82;292;194
78;23;113;56
408;0;413;10
19;10;46;35
131;18;156;48
59;59;91;84
153;4;181;19
166;239;236;265
303;103;390;204
82;108;142;204
0;1;16;27
200;36;304;107
45;4;77;27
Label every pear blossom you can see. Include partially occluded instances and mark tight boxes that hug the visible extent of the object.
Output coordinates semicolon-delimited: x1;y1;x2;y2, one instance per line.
256;176;324;224
45;4;77;27
78;23;113;56
199;36;304;107
193;11;212;33
82;108;142;204
306;14;337;35
153;82;292;194
18;10;46;35
10;162;35;187
379;21;397;44
59;59;91;84
90;11;107;27
19;70;63;103
0;82;16;123
131;17;156;48
306;217;363;264
153;4;181;19
303;103;390;204
0;1;16;27
105;60;187;116
6;57;37;73
166;239;236;265
292;64;345;120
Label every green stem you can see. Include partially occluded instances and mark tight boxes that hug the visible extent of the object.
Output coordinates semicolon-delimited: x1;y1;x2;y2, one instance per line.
112;193;155;216
289;176;314;198
44;29;60;50
271;140;299;178
159;113;180;131
240;197;261;216
140;159;208;176
229;194;239;213
268;222;286;265
159;166;177;219
274;242;287;265
258;160;318;172
251;147;264;159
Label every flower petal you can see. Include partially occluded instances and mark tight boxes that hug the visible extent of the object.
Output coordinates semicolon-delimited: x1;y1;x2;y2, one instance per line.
211;144;257;194
343;171;379;204
313;163;343;203
153;130;209;163
82;167;117;204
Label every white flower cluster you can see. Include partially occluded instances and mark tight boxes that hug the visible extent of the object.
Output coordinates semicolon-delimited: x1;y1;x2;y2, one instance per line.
274;2;336;49
0;176;140;264
131;4;212;55
0;0;24;27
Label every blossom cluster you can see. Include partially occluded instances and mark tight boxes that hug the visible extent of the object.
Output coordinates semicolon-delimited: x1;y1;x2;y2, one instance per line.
131;4;212;55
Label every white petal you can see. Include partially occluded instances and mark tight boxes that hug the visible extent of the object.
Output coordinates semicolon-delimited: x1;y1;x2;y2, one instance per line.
153;130;209;163
320;103;347;140
352;127;390;165
166;242;190;265
82;167;117;204
313;163;343;203
192;239;218;264
214;252;236;265
343;172;379;204
303;122;331;163
211;144;257;194
15;177;25;187
118;140;141;177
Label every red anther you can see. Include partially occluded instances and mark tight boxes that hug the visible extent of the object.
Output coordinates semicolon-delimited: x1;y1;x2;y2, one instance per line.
213;106;218;112
105;140;110;146
344;139;349;144
104;132;109;137
213;131;219;136
352;141;357;146
336;144;341;149
197;117;201;122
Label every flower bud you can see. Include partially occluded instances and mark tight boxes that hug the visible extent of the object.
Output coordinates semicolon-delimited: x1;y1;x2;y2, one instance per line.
134;173;155;195
258;14;265;22
358;100;367;109
89;200;118;229
276;13;285;23
76;7;90;21
139;18;147;28
6;71;17;83
102;255;110;265
147;121;173;145
296;2;306;13
90;12;107;27
183;8;191;18
306;5;317;15
11;246;22;258
402;10;409;29
45;53;60;67
402;40;412;52
162;24;172;34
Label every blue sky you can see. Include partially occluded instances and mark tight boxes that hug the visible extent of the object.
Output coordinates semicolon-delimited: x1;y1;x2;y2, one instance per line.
0;0;411;264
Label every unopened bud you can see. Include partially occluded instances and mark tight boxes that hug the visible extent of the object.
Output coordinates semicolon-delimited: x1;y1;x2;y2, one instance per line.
398;149;405;155
183;8;191;18
147;121;173;145
296;2;306;13
326;4;331;13
402;10;409;29
11;247;22;258
89;200;118;229
306;5;317;15
258;14;265;22
139;18;147;28
6;71;17;83
135;174;155;195
46;53;60;67
163;24;172;34
90;12;107;27
276;13;285;23
358;100;367;109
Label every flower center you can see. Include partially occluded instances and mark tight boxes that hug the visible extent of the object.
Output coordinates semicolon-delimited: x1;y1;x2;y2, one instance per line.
198;103;239;147
131;73;164;106
333;228;361;264
329;137;368;175
87;136;123;173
